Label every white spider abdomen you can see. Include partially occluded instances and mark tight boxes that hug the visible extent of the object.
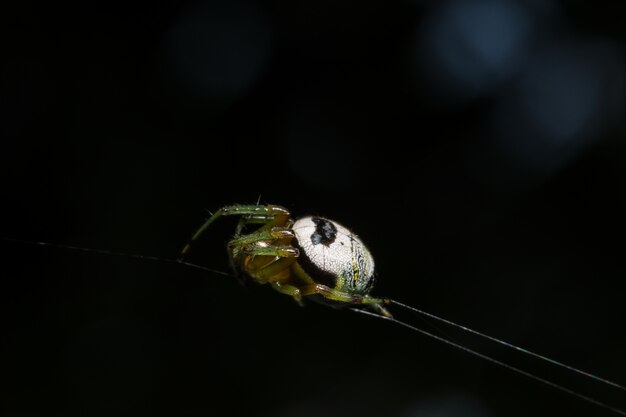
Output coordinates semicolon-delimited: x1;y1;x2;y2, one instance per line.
292;216;375;294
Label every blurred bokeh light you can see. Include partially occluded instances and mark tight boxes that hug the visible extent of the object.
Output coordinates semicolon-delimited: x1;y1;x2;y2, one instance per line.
414;0;541;103
490;37;625;181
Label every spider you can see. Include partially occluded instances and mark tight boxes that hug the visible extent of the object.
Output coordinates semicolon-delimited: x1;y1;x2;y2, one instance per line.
1;203;624;415
179;203;392;317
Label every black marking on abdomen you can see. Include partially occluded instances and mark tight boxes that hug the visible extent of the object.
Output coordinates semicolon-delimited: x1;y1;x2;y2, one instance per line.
310;217;337;246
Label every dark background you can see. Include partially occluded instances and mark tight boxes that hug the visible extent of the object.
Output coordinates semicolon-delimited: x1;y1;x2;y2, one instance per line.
2;1;626;416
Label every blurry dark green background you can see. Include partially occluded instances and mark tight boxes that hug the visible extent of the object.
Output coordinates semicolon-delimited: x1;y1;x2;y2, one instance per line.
2;1;626;416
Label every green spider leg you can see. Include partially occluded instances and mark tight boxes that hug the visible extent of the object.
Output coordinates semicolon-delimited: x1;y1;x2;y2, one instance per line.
236;243;299;282
271;281;391;317
237;243;299;259
228;227;295;248
179;204;291;259
225;224;297;285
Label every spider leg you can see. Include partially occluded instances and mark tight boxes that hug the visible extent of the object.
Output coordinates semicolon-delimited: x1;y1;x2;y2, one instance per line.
240;244;299;258
270;281;304;303
235;244;299;285
228;227;294;247
298;283;392;317
234;212;294;238
180;204;290;259
228;226;296;284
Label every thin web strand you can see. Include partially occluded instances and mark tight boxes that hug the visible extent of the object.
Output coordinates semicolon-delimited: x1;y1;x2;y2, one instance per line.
0;236;231;277
351;307;626;417
3;235;624;414
390;299;626;392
